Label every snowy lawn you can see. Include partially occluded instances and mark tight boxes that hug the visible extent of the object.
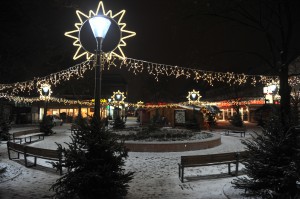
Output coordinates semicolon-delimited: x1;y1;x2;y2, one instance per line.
0;122;259;199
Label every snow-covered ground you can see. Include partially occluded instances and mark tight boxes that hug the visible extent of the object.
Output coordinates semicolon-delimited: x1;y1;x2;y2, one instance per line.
0;119;260;199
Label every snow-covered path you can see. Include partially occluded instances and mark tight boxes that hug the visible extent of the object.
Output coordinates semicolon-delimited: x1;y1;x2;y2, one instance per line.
0;121;258;199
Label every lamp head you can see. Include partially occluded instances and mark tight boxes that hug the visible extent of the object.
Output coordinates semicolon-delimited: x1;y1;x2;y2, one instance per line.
89;15;111;39
191;93;197;100
108;98;112;102
42;86;50;96
115;94;122;101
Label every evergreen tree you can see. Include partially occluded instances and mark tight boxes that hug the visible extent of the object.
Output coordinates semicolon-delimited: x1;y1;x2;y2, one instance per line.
232;115;300;199
51;117;133;199
113;116;125;129
0;104;11;141
229;113;243;127
39;115;54;136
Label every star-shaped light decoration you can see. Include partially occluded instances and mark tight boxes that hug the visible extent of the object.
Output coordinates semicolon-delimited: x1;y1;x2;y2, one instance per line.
186;89;202;104
111;90;126;104
39;83;52;100
65;1;136;60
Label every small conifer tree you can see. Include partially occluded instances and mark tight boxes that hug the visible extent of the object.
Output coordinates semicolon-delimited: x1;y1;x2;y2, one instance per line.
40;115;54;135
113;116;125;129
51;116;133;198
232;115;300;198
0;104;11;141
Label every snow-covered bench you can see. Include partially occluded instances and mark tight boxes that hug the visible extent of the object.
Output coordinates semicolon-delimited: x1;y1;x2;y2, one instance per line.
178;152;247;183
225;126;246;137
12;129;44;143
7;141;64;175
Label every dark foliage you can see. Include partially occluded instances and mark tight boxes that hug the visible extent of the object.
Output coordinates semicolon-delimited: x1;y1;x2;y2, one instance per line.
39;115;54;136
113;116;125;129
0;119;11;141
51;117;133;199
0;104;11;141
232;116;300;199
229;113;243;127
206;113;217;128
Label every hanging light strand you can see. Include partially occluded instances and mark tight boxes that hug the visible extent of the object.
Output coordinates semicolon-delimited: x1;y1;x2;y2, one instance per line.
2;55;299;97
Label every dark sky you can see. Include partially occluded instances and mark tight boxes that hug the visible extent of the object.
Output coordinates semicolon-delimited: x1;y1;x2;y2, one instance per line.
1;0;300;102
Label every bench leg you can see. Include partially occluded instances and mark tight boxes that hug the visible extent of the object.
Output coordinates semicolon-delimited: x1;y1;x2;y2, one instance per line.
235;162;239;176
34;157;37;166
228;163;231;174
25;154;28;167
178;164;181;179
181;166;184;183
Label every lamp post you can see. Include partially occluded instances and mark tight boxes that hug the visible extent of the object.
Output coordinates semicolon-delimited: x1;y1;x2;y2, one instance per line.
39;84;52;120
89;15;112;121
111;90;126;119
187;89;202;120
108;98;112;119
115;94;122;117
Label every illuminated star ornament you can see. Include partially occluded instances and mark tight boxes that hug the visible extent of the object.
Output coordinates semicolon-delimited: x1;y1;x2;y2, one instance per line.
39;83;52;100
186;89;202;104
65;1;136;60
111;90;126;104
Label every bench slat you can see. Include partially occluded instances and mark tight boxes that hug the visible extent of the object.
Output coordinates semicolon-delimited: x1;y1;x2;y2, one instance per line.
181;153;237;165
25;146;60;159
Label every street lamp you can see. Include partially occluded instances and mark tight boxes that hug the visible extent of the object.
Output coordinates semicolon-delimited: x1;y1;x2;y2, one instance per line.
111;90;126;118
39;84;52;119
89;15;112;120
187;89;201;105
115;94;122;117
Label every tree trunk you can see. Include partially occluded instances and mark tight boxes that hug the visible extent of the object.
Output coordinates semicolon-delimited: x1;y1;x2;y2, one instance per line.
279;64;291;126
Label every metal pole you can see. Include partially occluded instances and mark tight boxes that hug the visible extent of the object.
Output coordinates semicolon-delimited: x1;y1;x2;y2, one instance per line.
44;100;47;119
108;104;111;119
94;37;103;121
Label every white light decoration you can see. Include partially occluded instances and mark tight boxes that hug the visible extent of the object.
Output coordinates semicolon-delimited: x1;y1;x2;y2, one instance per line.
1;57;300;97
89;15;111;38
39;84;52;100
65;1;136;60
186;89;202;104
111;90;126;104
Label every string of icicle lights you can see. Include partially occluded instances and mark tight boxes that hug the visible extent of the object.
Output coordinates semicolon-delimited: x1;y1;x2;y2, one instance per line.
0;93;93;106
2;56;299;96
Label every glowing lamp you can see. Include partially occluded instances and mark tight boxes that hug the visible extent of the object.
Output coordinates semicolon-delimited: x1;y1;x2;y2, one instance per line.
89;15;111;39
42;86;49;96
191;93;197;100
116;94;122;101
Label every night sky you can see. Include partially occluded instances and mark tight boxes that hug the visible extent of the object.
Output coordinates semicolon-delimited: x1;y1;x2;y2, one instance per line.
1;0;300;102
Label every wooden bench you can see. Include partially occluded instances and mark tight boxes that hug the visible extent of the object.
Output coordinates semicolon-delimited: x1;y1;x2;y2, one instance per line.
12;129;45;143
7;141;63;175
225;126;246;137
178;152;246;183
7;141;26;160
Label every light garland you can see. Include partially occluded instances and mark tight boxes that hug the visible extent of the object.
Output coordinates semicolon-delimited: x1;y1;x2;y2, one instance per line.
114;57;280;86
0;93;93;106
0;60;93;95
1;55;299;97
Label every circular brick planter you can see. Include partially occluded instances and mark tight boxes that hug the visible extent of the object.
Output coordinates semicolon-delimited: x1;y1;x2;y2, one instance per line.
124;133;221;152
